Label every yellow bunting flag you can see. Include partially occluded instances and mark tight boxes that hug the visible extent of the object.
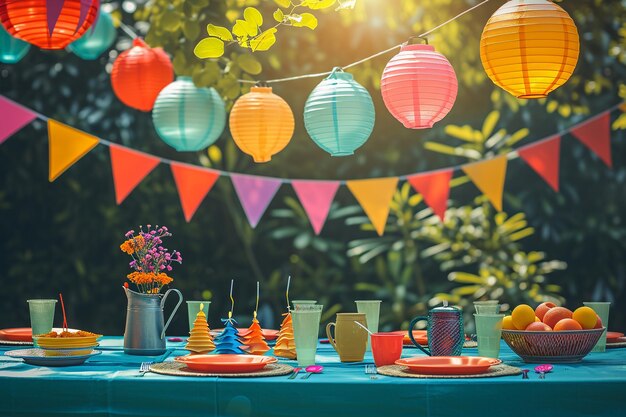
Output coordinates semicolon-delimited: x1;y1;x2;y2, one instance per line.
347;177;399;236
48;120;100;182
461;155;508;211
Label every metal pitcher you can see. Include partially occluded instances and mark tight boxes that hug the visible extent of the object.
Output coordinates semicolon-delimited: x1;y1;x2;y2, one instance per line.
123;287;183;355
408;302;464;356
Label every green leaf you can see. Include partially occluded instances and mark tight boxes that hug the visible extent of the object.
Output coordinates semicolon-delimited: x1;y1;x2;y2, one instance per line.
424;142;482;160
238;54;262;75
273;0;291;8
194;38;225;59
273;8;285;22
444;125;479;142
250;28;277;51
292;12;317;29
303;0;336;10
183;21;200;40
243;7;263;27
505;128;529;147
207;24;233;41
448;272;484;284
161;10;181;32
233;19;258;38
481;110;500;139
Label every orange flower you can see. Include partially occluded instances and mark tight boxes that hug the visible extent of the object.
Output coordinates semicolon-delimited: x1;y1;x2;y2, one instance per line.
126;271;174;287
120;235;145;255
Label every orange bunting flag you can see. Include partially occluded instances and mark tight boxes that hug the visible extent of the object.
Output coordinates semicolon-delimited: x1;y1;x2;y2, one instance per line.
462;156;508;212
170;163;220;222
109;144;160;204
571;113;612;168
407;169;453;221
48;120;99;182
347;177;399;236
518;135;561;191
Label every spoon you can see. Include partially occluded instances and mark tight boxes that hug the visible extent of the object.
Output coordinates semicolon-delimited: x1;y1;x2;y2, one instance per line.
534;364;553;379
354;321;374;336
301;365;324;379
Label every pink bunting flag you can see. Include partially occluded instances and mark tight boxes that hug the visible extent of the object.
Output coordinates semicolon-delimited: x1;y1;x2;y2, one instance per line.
0;96;37;144
47;0;66;35
407;169;453;221
518;135;561;191
571;113;612;168
292;181;340;235
231;174;282;228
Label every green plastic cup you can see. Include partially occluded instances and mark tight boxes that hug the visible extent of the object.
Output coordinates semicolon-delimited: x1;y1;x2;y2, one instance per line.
291;304;323;367
355;300;381;351
292;300;317;308
186;301;211;333
474;300;500;315
474;313;504;359
583;301;610;352
27;299;57;340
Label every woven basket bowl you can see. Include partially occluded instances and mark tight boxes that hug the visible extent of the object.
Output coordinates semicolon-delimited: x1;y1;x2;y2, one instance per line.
501;328;604;363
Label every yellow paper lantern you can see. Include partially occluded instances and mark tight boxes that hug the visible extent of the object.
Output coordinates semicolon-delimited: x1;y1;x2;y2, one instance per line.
480;0;579;99
229;86;294;163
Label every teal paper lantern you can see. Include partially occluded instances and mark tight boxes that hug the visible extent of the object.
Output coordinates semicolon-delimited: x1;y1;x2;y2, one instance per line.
0;24;29;64
68;10;116;60
304;67;375;156
152;77;226;151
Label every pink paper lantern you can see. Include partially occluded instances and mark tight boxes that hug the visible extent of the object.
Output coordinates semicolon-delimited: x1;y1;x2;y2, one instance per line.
381;44;458;129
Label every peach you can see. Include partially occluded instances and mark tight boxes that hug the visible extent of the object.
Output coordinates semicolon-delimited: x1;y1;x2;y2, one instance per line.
543;307;573;329
526;322;552;331
554;318;583;331
535;302;556;321
594;315;603;329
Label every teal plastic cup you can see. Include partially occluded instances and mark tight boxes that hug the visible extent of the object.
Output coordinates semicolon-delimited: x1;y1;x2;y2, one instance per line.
583;301;610;352
186;301;210;333
291;305;323;367
474;313;504;359
292;300;317;308
355;300;381;351
473;300;500;315
27;299;57;341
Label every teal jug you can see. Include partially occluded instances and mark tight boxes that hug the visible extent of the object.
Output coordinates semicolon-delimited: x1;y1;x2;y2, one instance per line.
408;302;464;356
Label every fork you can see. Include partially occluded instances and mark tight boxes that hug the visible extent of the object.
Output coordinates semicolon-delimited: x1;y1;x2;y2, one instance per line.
137;362;153;377
365;364;378;380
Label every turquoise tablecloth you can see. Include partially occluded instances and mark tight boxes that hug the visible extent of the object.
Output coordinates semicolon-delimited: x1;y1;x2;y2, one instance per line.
1;337;625;417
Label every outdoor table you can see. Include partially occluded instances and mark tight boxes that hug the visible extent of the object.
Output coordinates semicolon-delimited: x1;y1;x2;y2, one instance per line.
1;337;624;417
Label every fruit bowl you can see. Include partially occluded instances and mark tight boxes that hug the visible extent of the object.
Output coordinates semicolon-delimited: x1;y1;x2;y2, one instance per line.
501;328;604;363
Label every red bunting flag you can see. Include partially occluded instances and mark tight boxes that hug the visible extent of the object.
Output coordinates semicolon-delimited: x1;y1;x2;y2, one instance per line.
407;169;453;221
518;135;561;191
292;181;340;235
109;145;160;204
571;113;612;167
170;163;220;222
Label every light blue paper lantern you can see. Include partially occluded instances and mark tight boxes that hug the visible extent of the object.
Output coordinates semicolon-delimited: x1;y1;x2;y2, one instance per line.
68;11;117;60
0;24;30;64
152;77;226;151
304;67;375;156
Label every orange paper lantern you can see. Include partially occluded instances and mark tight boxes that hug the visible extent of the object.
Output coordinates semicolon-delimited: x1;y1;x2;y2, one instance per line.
480;0;579;99
0;0;99;50
110;38;174;112
229;86;294;163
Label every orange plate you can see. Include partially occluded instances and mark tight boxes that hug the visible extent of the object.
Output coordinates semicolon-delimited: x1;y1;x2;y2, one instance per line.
0;328;33;342
175;354;277;373
395;356;501;375
211;328;279;341
607;331;624;343
389;330;428;346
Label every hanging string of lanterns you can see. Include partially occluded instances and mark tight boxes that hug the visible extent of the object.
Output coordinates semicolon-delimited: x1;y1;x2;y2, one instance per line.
68;9;116;60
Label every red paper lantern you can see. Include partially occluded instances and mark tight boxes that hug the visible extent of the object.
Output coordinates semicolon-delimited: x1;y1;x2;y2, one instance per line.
111;38;174;112
381;43;458;129
0;0;99;50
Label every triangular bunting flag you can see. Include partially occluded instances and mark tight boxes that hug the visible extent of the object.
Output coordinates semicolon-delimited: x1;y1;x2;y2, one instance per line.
0;96;37;144
407;169;453;221
48;120;99;182
347;177;399;236
518;135;561;191
170;163;220;222
292;181;340;235
109;144;160;204
571;113;612;167
462;156;507;212
231;174;282;228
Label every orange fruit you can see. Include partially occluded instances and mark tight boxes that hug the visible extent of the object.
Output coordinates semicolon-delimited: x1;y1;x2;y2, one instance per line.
554;318;583;331
535;302;556;321
594;315;603;329
572;306;597;329
526;322;552;331
502;315;515;330
512;304;536;330
543;307;573;329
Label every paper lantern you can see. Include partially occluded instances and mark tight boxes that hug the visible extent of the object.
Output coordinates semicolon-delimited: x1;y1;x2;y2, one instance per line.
480;0;579;99
229;86;294;163
304;68;375;156
152;77;226;151
381;43;458;129
0;0;99;50
0;23;29;63
111;38;173;112
68;10;116;60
